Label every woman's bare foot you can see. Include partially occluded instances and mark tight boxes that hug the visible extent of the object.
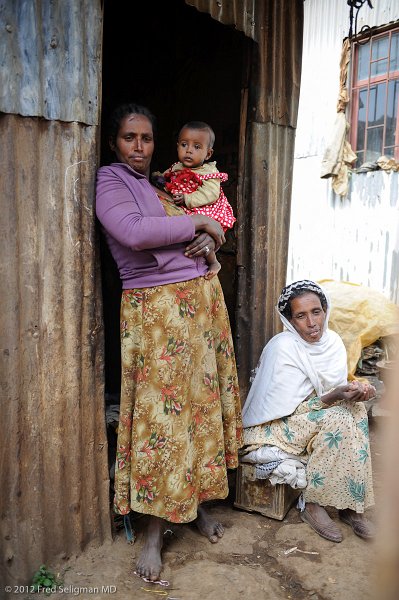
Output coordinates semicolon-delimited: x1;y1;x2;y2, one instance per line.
195;505;224;543
136;516;165;581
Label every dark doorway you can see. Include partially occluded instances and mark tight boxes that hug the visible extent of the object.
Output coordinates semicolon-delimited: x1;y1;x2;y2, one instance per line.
100;0;249;397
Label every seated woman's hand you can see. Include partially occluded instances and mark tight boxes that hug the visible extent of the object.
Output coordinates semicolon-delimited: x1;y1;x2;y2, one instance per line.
185;233;216;258
336;382;376;403
348;380;376;401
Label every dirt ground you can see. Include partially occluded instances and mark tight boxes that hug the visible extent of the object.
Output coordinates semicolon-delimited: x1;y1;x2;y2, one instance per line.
22;417;383;600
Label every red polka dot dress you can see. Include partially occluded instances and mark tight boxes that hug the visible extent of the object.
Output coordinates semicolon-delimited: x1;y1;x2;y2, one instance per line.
163;161;236;232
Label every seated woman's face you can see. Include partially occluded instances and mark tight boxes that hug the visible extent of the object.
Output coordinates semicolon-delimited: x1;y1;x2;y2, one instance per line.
110;113;154;176
289;292;326;343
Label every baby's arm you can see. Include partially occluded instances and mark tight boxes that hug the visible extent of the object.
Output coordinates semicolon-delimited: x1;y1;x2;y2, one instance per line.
184;178;221;208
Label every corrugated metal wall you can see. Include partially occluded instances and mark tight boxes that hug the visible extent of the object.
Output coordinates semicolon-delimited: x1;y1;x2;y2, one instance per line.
0;0;110;589
294;0;399;158
0;0;304;586
0;0;101;125
188;0;304;397
289;160;399;302
288;0;399;303
186;0;258;41
1;114;110;587
241;0;303;398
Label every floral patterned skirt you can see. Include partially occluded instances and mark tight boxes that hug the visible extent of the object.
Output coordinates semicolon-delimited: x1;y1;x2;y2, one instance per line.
243;396;374;512
114;276;243;523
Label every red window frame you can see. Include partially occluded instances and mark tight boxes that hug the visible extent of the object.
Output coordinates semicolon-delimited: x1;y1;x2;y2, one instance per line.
350;27;399;166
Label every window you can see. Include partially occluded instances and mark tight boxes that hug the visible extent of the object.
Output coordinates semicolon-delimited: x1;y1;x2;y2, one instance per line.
351;27;399;166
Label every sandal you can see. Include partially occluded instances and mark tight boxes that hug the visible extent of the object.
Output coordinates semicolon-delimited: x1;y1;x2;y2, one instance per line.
338;509;375;540
301;508;342;543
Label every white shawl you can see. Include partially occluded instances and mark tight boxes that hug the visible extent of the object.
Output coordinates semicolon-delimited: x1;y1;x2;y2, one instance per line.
242;293;348;428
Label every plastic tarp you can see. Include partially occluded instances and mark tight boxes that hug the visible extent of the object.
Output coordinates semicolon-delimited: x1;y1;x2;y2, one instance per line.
319;280;399;377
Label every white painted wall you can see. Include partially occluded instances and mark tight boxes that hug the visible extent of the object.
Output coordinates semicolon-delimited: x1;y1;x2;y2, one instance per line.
288;0;399;303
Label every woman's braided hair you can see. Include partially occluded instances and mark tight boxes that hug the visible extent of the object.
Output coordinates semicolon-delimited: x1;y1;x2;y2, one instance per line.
278;280;327;320
107;103;157;144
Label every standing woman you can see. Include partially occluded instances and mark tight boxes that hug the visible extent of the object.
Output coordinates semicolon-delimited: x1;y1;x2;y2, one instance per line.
96;103;243;581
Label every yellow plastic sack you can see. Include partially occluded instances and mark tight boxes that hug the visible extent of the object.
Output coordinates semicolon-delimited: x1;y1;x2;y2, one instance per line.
318;280;399;377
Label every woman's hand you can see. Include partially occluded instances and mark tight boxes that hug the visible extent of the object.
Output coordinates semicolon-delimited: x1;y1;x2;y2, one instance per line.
185;233;216;258
190;215;226;248
345;380;376;402
323;381;376;405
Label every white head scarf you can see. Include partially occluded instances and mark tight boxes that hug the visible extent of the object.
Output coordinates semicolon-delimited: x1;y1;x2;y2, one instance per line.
242;280;348;427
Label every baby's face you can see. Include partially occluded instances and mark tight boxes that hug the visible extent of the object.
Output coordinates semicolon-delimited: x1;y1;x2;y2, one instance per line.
177;127;213;168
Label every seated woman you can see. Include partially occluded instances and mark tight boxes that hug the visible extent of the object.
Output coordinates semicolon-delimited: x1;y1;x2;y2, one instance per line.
241;280;375;542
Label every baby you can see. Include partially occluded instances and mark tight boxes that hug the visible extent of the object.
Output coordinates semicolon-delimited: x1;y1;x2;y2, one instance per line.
160;121;236;279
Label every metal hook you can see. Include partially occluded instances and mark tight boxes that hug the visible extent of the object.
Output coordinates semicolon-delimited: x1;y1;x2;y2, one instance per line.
347;0;374;39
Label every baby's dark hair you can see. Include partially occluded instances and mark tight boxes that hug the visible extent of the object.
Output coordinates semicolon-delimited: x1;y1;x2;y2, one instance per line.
179;121;215;148
107;103;157;143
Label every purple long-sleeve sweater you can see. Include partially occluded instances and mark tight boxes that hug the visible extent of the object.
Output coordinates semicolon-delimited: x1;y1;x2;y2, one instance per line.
96;162;207;289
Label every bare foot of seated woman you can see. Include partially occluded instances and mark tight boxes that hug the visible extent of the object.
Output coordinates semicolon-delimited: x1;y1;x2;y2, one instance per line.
136;516;165;581
195;505;224;543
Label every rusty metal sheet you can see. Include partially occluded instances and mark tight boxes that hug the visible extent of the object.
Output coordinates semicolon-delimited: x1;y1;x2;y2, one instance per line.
0;0;102;125
185;0;303;126
0;114;110;586
236;121;298;398
185;0;257;40
184;0;304;397
235;0;304;399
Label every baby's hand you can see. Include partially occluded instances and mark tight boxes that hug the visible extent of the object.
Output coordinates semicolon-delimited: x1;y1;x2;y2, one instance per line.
173;193;185;206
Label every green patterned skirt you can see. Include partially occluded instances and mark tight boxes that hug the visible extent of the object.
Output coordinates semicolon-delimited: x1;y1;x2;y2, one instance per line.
243;396;374;512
